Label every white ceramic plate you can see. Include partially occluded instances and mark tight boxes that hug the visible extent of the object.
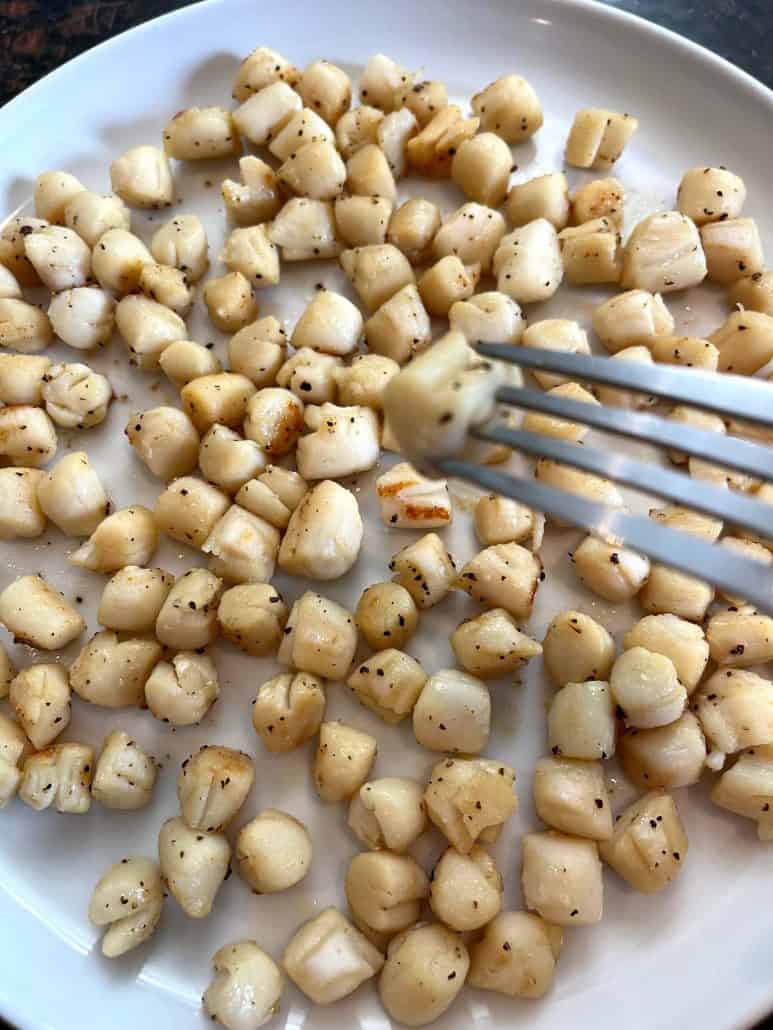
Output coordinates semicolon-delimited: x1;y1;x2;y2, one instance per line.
2;1;772;1027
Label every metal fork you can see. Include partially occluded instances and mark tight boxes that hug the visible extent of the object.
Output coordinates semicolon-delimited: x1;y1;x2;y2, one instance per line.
436;344;773;613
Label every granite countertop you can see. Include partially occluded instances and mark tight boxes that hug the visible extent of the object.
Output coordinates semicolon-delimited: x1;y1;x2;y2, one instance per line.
0;3;771;1029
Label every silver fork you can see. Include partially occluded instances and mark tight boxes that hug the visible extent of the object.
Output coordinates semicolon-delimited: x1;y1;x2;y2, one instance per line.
436;344;773;613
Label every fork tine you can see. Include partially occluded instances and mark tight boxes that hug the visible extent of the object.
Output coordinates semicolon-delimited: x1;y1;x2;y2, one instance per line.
475;342;773;427
437;458;773;614
496;383;773;480
473;423;773;539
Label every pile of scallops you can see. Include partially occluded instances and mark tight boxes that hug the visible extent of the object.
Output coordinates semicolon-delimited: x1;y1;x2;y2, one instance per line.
0;42;772;1030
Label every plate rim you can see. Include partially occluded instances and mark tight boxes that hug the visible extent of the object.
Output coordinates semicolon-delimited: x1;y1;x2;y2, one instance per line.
3;0;773;128
1;2;772;1029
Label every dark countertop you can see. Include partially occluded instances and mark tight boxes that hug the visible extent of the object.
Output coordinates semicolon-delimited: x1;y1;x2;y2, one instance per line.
603;0;772;87
0;2;771;1029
